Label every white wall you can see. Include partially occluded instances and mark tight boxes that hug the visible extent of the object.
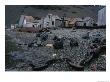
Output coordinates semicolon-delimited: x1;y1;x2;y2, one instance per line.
23;23;33;27
83;17;94;26
18;15;25;27
43;14;60;28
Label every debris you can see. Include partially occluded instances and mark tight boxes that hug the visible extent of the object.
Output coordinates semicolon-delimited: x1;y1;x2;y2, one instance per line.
46;44;53;47
52;54;57;57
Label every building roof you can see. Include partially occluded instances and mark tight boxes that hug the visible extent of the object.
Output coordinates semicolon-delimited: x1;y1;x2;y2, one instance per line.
67;18;83;24
83;17;93;22
24;15;34;22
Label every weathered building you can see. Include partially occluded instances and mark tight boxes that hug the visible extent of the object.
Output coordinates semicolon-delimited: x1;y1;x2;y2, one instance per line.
43;14;61;28
83;17;94;26
18;15;34;28
66;18;83;27
11;24;18;29
74;18;84;26
75;17;94;27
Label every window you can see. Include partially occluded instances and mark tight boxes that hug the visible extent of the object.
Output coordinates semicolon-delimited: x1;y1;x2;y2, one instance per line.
48;15;50;19
52;21;54;25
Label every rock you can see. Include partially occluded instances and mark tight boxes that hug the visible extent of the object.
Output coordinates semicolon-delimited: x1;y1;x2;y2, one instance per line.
91;33;102;44
80;52;93;66
10;51;25;60
97;67;106;71
29;58;84;71
92;37;101;43
28;43;34;47
89;43;98;49
40;32;48;42
36;38;42;46
82;32;90;39
36;32;41;37
97;56;106;71
101;38;106;45
53;36;64;49
70;38;78;47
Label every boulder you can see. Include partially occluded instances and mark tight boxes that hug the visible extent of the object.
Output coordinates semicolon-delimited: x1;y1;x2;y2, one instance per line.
91;33;102;44
40;32;48;42
70;38;78;47
53;36;64;49
82;32;90;39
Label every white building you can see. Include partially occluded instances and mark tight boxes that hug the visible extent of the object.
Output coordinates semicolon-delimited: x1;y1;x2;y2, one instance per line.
83;17;94;26
74;18;84;26
18;14;61;28
75;17;94;27
18;15;34;28
11;24;18;29
98;7;106;26
43;14;61;28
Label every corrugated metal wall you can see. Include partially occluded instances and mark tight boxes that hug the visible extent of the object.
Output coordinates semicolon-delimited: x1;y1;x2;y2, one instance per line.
98;7;106;26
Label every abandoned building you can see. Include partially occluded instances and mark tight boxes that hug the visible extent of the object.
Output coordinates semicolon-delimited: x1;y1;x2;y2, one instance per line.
43;14;61;28
11;7;106;30
65;17;94;27
83;17;94;26
17;14;61;29
18;15;34;28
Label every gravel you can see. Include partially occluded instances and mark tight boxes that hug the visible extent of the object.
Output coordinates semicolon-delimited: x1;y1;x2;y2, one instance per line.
5;28;106;71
